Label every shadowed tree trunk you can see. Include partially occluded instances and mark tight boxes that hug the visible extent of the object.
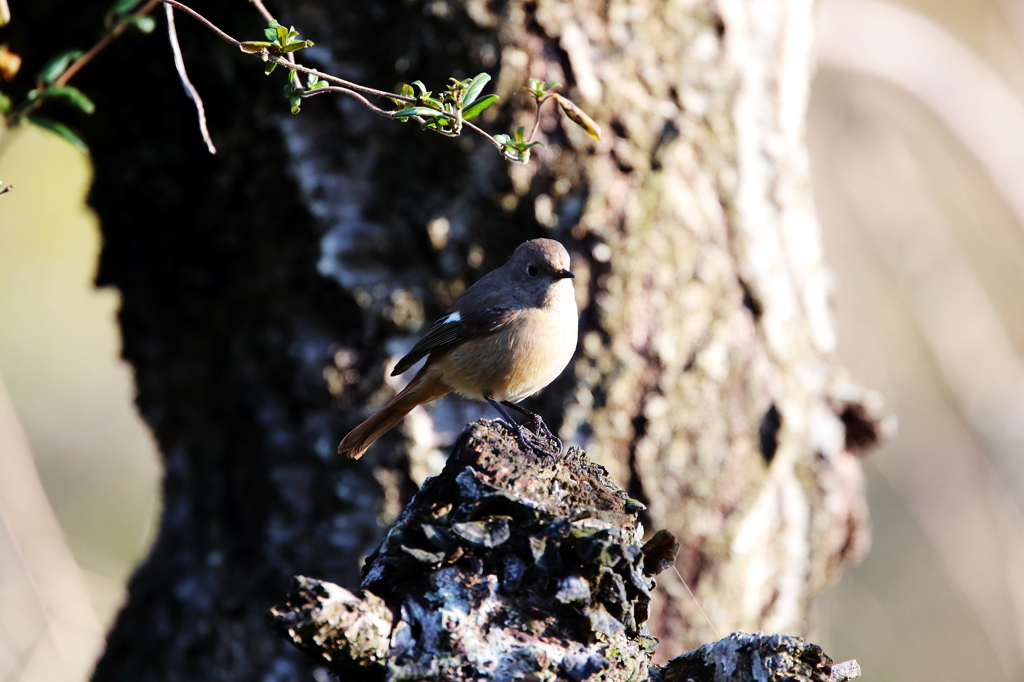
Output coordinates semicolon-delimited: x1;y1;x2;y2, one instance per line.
12;0;886;679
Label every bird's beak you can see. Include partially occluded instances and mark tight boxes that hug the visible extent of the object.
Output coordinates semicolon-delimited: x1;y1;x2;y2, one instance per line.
555;269;575;280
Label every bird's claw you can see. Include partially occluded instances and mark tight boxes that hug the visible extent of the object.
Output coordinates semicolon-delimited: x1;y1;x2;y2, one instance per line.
499;418;561;459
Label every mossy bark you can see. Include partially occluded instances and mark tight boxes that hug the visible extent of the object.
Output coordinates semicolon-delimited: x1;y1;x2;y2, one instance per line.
268;422;859;682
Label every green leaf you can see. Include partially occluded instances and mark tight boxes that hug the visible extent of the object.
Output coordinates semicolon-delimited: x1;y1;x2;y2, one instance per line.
0;92;12;115
239;41;273;54
307;73;319;86
27;115;87;152
392;106;445;118
105;0;143;19
35;85;96;114
493;134;511;144
411;80;426;95
36;49;85;85
290;96;301;114
514;125;525;143
544;81;560;92
286;29;299;43
401;83;414;99
132;15;156;33
310;81;328;90
265;62;277;75
267;20;282;28
280;41;312;53
463;72;490;107
275;25;289;44
462;94;498;120
264;28;279;41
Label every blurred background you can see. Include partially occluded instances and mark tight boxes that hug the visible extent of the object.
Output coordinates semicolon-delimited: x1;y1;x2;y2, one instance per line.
1;0;1022;680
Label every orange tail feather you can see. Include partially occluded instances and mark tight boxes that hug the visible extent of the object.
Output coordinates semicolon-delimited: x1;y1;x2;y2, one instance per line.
338;367;450;459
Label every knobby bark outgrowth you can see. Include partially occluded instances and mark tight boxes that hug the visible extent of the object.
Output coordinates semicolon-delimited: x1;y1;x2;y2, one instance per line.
267;422;861;682
10;0;888;679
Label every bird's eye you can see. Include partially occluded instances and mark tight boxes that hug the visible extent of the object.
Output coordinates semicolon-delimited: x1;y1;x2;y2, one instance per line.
526;264;539;278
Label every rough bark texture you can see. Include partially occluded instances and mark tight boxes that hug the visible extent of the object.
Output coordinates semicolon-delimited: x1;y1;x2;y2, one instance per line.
267;422;861;682
9;0;884;678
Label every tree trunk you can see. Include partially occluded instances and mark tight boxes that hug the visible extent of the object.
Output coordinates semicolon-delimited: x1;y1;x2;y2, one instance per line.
13;0;885;678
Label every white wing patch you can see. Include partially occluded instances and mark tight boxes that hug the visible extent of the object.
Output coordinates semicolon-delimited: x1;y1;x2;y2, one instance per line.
440;311;461;324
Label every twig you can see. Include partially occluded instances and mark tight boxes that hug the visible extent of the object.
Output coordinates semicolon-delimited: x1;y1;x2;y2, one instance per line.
56;0;162;86
526;93;554;145
464;119;508;152
158;1;413;103
161;0;542;158
266;55;412;102
158;0;239;46
0;183;12;196
247;0;275;23
301;86;400;119
245;0;301;89
165;4;216;154
162;0;560;162
3;0;161;127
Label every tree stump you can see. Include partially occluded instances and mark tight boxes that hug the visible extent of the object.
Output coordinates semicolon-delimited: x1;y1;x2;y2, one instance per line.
269;421;860;682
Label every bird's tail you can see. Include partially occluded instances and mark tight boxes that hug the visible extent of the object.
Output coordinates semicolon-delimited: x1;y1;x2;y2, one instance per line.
338;367;450;459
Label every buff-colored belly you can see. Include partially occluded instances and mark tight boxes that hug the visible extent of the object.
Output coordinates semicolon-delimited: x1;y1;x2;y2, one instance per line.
429;303;578;403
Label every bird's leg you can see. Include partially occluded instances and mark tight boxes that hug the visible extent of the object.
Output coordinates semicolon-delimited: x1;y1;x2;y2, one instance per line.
501;400;562;452
485;397;560;458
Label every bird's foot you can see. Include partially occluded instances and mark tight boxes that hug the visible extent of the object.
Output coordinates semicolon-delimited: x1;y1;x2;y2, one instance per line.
522;414;562;457
487;397;562;459
496;418;561;459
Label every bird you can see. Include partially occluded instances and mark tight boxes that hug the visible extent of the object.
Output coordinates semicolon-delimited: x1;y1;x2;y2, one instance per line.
338;238;579;460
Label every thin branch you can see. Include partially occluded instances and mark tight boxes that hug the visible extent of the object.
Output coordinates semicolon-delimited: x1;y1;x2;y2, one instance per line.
165;3;216;154
266;55;413;102
464;120;525;162
247;0;275;23
301;86;399;119
159;0;239;46
527;93;554;145
245;0;301;89
160;1;415;103
0;184;12;196
3;0;160;127
56;0;162;87
463;119;505;151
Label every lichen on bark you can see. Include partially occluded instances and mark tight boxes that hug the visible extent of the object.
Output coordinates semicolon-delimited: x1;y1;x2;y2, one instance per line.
270;422;860;682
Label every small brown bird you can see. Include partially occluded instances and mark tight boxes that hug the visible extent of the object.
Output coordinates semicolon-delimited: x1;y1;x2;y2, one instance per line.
338;238;579;459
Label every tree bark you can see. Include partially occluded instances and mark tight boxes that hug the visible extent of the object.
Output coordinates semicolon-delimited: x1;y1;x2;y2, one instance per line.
11;0;885;679
267;422;861;682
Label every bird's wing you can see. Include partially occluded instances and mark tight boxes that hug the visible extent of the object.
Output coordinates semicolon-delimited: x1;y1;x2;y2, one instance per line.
391;306;520;376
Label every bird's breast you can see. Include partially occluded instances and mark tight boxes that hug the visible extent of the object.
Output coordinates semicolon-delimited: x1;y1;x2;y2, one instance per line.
434;281;578;402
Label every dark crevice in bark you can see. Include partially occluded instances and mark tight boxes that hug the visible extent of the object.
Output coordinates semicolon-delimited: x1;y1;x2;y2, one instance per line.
627;411;653;531
712;14;727;38
739;278;764;321
759;404;782;464
651;120;681;171
838;403;882;453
